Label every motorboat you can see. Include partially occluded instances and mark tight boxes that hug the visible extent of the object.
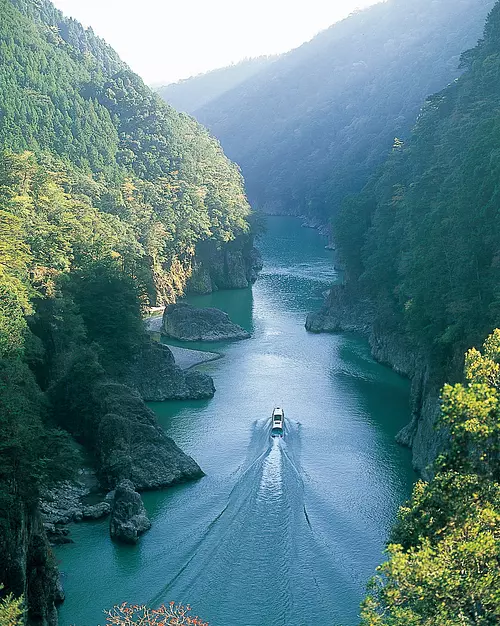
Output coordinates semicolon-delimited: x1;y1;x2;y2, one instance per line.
271;407;284;437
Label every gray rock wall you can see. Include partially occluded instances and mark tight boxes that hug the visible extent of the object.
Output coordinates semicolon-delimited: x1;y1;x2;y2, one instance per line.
306;285;446;478
0;503;62;625
187;235;262;295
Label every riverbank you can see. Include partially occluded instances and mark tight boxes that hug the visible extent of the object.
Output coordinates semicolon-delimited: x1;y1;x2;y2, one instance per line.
306;284;445;478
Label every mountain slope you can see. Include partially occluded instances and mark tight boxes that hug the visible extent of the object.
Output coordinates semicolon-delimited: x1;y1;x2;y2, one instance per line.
157;56;277;114
307;0;500;475
194;0;495;219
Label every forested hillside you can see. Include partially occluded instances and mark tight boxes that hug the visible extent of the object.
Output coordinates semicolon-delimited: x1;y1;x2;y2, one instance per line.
326;6;500;621
193;0;494;219
362;330;500;624
334;0;500;393
0;0;254;621
157;56;277;114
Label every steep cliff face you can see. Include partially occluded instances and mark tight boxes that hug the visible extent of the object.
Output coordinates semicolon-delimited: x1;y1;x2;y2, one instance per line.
123;342;215;401
0;503;63;625
306;285;445;477
187;236;263;295
50;351;204;491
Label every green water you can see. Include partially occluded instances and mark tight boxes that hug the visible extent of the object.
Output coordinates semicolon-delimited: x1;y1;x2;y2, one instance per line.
55;217;415;626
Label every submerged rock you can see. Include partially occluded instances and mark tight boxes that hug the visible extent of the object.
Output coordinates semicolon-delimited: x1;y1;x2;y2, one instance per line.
110;480;151;544
162;302;250;342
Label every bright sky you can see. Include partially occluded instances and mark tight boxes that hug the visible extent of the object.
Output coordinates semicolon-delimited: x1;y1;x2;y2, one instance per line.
52;0;380;86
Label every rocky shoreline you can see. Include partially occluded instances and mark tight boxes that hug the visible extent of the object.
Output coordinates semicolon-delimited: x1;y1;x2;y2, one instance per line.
306;284;445;478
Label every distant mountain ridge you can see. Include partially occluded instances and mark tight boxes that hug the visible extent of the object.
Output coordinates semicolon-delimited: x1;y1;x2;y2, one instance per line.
157;56;277;114
188;0;495;219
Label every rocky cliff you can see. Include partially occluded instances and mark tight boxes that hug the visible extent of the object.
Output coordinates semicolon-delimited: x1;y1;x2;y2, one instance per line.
0;503;63;626
123;341;215;400
306;285;447;477
50;351;204;490
187;235;262;294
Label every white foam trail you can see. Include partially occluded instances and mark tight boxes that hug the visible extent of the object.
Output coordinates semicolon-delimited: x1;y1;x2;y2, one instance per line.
256;438;283;503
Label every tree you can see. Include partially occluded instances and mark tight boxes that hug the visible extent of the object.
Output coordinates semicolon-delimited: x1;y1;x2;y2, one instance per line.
361;330;500;625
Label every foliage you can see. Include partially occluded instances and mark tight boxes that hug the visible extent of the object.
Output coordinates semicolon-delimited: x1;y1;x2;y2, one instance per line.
0;0;251;307
334;2;500;377
0;586;23;626
105;602;208;626
0;0;252;615
192;0;494;219
362;331;500;625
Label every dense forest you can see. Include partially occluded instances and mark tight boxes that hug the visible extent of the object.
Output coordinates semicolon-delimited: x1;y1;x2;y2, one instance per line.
334;0;500;399
157;56;277;115
0;0;253;620
331;3;500;622
362;331;500;624
184;0;495;220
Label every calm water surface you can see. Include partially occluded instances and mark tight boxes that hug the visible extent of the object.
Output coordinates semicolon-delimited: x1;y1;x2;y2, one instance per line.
56;217;415;626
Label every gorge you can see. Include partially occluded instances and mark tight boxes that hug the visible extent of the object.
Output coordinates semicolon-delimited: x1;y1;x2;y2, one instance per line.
2;0;500;623
54;217;415;626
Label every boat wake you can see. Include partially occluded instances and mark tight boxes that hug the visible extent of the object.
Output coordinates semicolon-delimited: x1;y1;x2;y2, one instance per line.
148;419;340;625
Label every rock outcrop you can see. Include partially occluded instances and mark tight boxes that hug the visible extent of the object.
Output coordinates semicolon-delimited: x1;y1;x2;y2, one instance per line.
51;352;205;491
0;504;63;626
123;341;215;401
96;383;204;489
187;235;263;294
306;284;446;477
109;480;151;544
163;302;251;342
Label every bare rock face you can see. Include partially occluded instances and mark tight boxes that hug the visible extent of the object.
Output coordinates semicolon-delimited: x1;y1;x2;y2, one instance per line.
306;284;446;478
187;236;262;295
123;342;215;401
162;302;250;342
82;502;111;520
110;480;151;544
95;382;204;489
51;356;205;491
0;504;63;626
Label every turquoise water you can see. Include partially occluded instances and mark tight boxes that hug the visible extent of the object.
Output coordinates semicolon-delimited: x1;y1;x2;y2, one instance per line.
56;217;415;626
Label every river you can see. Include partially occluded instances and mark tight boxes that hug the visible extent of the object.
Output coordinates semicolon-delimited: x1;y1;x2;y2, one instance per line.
56;216;415;626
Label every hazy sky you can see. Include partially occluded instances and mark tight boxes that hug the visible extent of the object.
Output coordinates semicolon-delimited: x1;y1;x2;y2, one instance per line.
52;0;380;85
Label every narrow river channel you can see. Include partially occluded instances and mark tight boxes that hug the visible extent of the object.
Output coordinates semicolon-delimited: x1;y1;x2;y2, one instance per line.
56;216;415;626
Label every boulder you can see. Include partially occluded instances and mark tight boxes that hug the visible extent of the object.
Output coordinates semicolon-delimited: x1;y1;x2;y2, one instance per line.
110;480;151;544
162;303;250;342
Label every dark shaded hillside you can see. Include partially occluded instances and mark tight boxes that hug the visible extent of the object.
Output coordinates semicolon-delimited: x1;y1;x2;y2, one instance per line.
157;56;277;114
335;0;500;382
194;0;495;220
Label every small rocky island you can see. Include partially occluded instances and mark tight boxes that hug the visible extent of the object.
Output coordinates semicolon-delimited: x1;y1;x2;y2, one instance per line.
162;302;251;341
